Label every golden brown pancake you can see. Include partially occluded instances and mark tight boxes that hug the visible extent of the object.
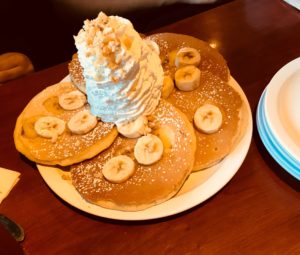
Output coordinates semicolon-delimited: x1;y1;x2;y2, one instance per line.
14;82;118;166
146;33;246;170
70;99;196;211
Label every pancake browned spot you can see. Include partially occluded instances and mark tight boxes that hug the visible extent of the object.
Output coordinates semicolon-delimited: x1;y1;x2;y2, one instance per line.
168;72;244;170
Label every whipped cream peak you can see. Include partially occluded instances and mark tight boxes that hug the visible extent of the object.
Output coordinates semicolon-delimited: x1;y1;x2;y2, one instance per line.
75;12;142;83
74;12;163;124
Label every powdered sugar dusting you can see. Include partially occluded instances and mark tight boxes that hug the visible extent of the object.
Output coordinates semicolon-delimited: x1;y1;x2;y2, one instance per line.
70;100;194;208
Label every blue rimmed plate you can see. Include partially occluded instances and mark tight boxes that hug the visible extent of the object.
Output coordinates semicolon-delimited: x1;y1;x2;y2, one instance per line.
264;58;300;164
257;89;300;180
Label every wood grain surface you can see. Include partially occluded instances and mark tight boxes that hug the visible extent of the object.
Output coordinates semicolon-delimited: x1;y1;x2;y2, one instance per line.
0;0;299;254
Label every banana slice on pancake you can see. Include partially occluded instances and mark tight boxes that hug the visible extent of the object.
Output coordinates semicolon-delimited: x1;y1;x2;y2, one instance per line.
161;75;175;98
59;90;86;110
67;110;97;135
175;47;201;68
14;82;118;166
174;65;201;91
102;155;136;184
70;99;196;211
134;134;164;165
34;116;66;142
116;115;150;138
194;104;223;134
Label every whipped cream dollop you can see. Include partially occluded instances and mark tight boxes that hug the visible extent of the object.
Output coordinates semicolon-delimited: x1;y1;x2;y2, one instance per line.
74;12;163;124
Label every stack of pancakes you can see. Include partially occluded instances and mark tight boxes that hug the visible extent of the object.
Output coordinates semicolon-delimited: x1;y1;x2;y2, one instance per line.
14;33;247;211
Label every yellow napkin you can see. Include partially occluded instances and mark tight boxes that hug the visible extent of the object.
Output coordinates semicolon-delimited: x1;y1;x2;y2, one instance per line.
0;167;20;204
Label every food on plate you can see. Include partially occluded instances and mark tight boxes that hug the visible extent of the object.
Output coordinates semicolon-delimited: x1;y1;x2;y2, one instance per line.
148;33;230;82
148;33;247;170
116;115;150;139
58;90;86;110
174;65;201;91
175;47;201;68
193;103;224;135
14;82;118;166
161;75;174;98
71;99;196;211
68;53;86;93
14;11;248;212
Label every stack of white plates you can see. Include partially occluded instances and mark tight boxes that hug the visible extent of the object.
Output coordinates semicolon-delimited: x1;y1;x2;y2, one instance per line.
257;57;300;180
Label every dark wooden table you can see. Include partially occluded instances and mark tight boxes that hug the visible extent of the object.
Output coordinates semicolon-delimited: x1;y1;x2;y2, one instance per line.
1;0;299;254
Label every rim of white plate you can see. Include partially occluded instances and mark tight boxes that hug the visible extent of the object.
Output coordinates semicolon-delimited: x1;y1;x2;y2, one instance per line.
264;57;300;163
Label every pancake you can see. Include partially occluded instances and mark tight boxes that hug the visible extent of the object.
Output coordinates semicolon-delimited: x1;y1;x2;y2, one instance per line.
147;33;230;82
168;73;245;170
70;99;196;211
14;82;118;166
68;53;86;93
146;33;246;170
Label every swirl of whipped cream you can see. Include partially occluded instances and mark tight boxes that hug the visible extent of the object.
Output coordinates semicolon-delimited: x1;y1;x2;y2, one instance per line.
74;12;163;124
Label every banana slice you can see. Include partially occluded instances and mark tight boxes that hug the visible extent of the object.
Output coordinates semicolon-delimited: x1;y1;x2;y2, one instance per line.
34;116;65;142
175;47;201;68
194;104;223;134
144;39;160;55
161;75;175;99
67;110;97;135
59;90;86;110
134;134;164;165
174;65;201;91
116;115;150;138
102;155;135;184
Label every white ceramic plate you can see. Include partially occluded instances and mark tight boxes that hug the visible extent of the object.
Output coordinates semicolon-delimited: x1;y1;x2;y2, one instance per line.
265;57;300;163
37;76;252;221
257;89;300;180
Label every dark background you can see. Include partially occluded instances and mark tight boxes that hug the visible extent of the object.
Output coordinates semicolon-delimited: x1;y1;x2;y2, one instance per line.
0;0;232;71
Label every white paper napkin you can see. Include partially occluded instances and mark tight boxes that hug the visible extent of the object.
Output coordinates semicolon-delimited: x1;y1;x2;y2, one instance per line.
0;167;20;204
284;0;300;10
